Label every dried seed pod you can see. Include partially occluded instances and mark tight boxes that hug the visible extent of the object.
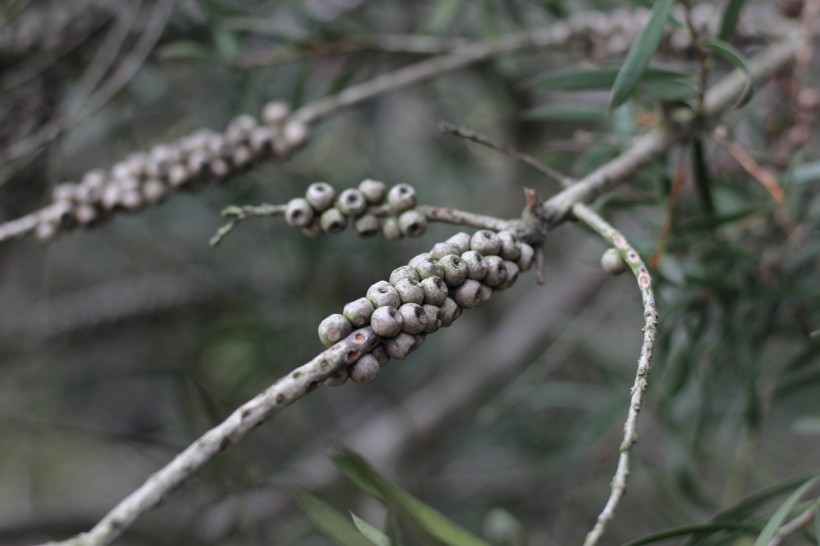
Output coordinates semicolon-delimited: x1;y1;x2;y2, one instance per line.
483;255;508;287
411;334;426;352
358;179;386;204
80;170;106;199
226;114;257;144
385;332;416;360
387;183;417;213
209;158;231;178
35;220;59;242
453;279;483;308
470;230;501;255
517;243;535;272
249;126;275;153
497;261;520;290
263;101;291;125
125;153;148;178
187;150;209;174
52;183;76;203
301;222;323;239
438;254;468;287
601;248;627;275
121;189;143;210
478;284;493;305
390;266;419;285
439;297;462;327
371;345;390;367
461;250;488;281
354;214;379;237
350;353;380;384
318;314;353;347
54;200;75;227
446;232;472;254
336;188;367;217
498;231;521;261
111;161;131;180
422;304;441;334
320;207;347;234
231;145;253;168
167;163;191;188
420;276;448;306
367;280;401;309
409;253;444;280
284;119;308;149
142;179;167;203
430;242;460;260
398;303;428;334
381;217;403;240
101;184;122;210
324;368;348;387
343;297;375;328
398;209;427;237
305;182;335;212
393;278;425;305
371;306;403;337
285;197;315;227
74;204;98;226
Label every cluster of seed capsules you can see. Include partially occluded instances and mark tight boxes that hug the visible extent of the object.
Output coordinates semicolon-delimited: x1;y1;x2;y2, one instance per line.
317;229;535;385
283;179;429;240
35;102;308;242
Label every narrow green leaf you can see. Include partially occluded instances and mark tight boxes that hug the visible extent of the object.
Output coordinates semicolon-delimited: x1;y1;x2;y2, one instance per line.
705;39;754;107
530;66;690;91
351;512;392;546
623;521;761;546
298;492;373;546
158;41;211;62
643;79;698;101
718;0;748;40
521;105;606;123
333;450;492;546
792;160;820;184
754;477;819;546
609;0;676;109
691;138;715;214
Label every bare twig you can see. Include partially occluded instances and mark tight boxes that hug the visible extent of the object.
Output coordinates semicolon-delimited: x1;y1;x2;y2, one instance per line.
209;204;286;246
713;127;786;204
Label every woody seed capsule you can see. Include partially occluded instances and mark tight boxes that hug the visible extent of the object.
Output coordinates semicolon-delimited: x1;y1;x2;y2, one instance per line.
398;303;428;334
263;101;291;125
168;163;191;188
343;297;375;327
385;332;416;360
354;214;379;237
389;265;419;285
187;150;209;174
601;248;627;275
52;183;76;203
461;250;488;281
470;230;502;256
350;353;380;384
301;222;323;238
478;284;493;305
35;220;58;242
498;231;521;261
336;188;367;217
226;114;257;144
517;243;535;271
249;126;274;153
305;182;336;212
74;204;98;225
142;179;167;203
430;242;461;260
409;253;444;279
411;334;426;352
320;208;347;234
387;183;417;213
284;119;308;148
438;254;468;287
497;261;520;290
358;179;387;204
285;197;315;227
381;217;403;240
318;314;353;347
422;304;441;334
419;276;448;306
453;279;483;308
324;368;348;387
439;297;462;327
446;232;472;254
398;209;427;237
393;278;425;305
370;306;403;337
483;255;508;287
371;345;390;367
367;280;401;309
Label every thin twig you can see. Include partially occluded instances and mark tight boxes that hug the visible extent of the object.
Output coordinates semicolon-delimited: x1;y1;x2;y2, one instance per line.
767;500;820;546
712;127;786;204
209;204;286;246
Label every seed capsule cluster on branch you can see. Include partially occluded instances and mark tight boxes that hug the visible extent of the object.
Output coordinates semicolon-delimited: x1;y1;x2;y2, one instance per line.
286;180;429;240
318;229;535;386
34;101;309;242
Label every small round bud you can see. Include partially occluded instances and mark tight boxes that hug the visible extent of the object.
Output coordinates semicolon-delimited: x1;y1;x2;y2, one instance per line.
483;255;508;287
74;204;98;225
420;276;448;306
371;345;390;367
398;209;427;237
319;207;347;234
318;314;353;347
367;280;401;309
226;114;257;144
263;101;291;125
471;230;501;255
343;297;375;328
422;304;441;334
112;161;131;180
438;254;468;287
370;306;403;337
249;126;274;153
453;279;483;308
446;232;472;254
301;221;323;238
601;248;627;275
498;231;521;261
390;266;420;285
324;368;348;387
349;354;380;384
430;242;461;260
336;188;367;217
187;150;209;174
142;179;167;203
381;217;403;240
231;145;253;168
387;183;417;213
439;297;462;327
209;158;230;178
285;197;315;227
461;250;488;281
168;163;191;188
125;153;148;178
101;184;122;210
393;278;425;305
384;332;416;360
283;119;308;149
305;182;336;212
52;183;76;203
398;303;428;334
409;253;444;280
517;243;535;272
497;261;520;290
123;192;144;211
358;179;386;204
354;213;380;237
478;284;493;305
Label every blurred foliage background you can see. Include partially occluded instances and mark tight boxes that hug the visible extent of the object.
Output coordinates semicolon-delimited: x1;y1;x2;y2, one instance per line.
0;0;818;545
